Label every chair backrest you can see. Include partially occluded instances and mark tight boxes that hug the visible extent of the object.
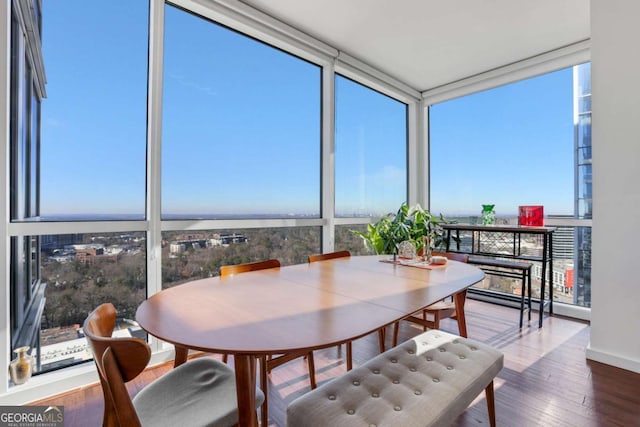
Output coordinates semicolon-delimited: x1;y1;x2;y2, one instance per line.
219;259;280;277
308;250;351;263
84;303;150;427
433;251;469;263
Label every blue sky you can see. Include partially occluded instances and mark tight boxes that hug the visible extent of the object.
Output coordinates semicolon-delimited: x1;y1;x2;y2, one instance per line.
430;68;575;216
40;2;576;219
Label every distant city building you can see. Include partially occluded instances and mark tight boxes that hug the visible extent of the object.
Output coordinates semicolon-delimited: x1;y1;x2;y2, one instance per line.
219;233;248;245
75;248;105;264
546;219;575;260
573;63;592;307
168;236;235;256
170;243;187;254
41;234;84;251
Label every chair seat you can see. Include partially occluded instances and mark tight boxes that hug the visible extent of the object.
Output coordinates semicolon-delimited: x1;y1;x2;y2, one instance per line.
424;300;455;314
133;358;265;427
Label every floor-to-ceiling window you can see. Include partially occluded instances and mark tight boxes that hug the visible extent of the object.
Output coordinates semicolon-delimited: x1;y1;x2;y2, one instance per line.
5;0;411;381
333;75;408;254
429;64;592;308
160;4;322;288
8;0;150;374
9;0;44;366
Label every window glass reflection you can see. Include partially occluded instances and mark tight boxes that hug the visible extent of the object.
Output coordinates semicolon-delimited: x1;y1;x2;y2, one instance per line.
162;5;321;219
335;75;407;218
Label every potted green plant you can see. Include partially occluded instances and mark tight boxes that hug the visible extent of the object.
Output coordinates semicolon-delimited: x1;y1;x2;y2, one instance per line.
352;203;454;258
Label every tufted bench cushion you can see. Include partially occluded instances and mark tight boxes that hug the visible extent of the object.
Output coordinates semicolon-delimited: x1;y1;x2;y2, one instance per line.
286;329;503;427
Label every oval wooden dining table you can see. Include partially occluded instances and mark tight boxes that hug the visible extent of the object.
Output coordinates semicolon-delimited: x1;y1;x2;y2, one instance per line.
136;255;485;427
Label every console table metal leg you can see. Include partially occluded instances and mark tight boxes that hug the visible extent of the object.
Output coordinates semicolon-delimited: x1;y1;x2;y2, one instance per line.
539;235;548;328
519;271;525;328
548;233;554;315
527;266;532;322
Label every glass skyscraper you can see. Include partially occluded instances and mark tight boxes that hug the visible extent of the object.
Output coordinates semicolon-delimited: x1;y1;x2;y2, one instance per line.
574;63;592;306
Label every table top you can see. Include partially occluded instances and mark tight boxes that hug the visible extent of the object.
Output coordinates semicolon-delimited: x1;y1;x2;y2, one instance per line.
442;223;557;233
136;255;484;355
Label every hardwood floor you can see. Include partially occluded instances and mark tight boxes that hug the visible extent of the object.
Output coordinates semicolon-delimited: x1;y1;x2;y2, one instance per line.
30;300;640;426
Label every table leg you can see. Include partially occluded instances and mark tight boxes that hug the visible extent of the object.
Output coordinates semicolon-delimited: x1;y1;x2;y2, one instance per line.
234;354;259;427
173;345;188;368
540;235;548;328
453;290;468;338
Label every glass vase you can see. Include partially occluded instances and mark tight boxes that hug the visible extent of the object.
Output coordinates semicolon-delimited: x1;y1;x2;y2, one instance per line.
423;244;432;263
481;204;495;225
9;346;33;385
421;235;433;263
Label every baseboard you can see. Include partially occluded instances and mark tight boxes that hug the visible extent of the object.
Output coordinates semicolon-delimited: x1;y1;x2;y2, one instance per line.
467;289;591;321
586;345;640;374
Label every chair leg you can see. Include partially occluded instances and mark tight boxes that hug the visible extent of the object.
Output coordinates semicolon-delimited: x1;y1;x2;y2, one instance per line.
378;328;386;353
259;355;269;427
432;312;441;329
307;351;317;389
346;342;353;371
485;380;496;427
392;321;400;347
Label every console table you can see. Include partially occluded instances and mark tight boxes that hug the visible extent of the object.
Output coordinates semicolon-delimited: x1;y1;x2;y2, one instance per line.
442;223;556;327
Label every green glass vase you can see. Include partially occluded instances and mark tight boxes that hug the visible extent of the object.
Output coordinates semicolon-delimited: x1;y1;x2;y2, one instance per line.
481;204;495;225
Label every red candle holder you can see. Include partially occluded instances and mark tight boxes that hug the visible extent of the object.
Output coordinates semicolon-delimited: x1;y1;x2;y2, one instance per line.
518;205;544;226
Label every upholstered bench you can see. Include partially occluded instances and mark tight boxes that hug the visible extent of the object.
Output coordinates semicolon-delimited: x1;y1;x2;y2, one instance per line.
286;329;503;427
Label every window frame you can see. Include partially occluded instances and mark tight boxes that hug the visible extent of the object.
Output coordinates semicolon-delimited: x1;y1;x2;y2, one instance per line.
1;0;593;402
423;57;592;320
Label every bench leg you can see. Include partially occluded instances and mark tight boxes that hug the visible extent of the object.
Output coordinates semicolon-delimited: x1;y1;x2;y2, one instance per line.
485;380;496;427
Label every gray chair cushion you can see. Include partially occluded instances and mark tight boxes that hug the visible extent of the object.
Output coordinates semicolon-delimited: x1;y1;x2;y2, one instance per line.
133;357;265;427
287;330;503;427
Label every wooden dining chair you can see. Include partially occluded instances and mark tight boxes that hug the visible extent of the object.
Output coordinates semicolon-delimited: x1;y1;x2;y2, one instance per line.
220;259;316;427
83;303;263;427
308;250;352;263
219;258;281;276
308;250;387;370
392;252;470;347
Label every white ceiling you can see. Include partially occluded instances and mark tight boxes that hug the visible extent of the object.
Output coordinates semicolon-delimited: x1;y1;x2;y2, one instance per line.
241;0;590;92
